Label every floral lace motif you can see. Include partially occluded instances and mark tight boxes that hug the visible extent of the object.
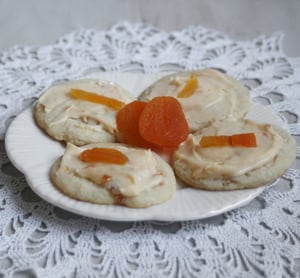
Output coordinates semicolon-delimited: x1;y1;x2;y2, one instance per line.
0;22;299;277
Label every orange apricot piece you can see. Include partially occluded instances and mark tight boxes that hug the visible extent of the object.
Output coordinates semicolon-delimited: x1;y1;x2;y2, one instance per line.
231;133;257;147
177;73;198;98
79;148;128;164
116;100;150;148
70;88;125;110
139;96;189;147
200;135;231;147
199;133;257;148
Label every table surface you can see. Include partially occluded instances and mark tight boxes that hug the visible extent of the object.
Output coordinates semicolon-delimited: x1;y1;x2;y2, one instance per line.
0;0;299;56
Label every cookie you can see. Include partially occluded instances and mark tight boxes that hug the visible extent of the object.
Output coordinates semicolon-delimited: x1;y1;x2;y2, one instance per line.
51;143;176;208
34;79;134;146
139;69;250;132
173;119;296;190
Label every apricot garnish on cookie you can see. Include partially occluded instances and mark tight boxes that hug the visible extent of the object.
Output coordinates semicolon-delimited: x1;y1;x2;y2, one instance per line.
177;73;198;98
70;88;125;110
79;148;128;164
199;133;257;148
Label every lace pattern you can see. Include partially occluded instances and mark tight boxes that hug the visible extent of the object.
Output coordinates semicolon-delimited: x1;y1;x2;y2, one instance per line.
0;22;299;277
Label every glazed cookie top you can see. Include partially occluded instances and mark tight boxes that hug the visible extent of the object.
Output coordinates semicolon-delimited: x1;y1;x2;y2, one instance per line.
34;79;134;145
139;69;250;132
51;142;177;208
173;119;284;179
59;143;165;197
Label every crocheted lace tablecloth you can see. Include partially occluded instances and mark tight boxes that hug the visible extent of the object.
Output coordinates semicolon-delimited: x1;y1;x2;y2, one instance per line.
0;22;299;277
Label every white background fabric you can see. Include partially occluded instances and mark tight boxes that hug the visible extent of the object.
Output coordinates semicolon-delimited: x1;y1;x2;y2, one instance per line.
0;23;299;277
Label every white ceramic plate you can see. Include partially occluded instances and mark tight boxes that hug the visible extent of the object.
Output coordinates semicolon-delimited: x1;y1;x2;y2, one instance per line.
5;72;286;221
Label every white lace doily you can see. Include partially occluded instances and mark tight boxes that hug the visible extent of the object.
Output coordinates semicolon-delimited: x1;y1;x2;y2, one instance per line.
0;22;299;277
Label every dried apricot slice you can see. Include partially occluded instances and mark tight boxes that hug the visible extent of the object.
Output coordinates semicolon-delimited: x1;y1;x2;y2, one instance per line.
177;73;198;98
200;133;257;148
139;96;189;147
79;148;128;164
200;135;231;147
116;100;150;148
231;133;257;147
70;88;125;110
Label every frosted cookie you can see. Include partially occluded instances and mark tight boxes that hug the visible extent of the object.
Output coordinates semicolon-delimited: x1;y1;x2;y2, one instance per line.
34;79;134;146
173;119;296;190
51;143;176;208
139;69;250;132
